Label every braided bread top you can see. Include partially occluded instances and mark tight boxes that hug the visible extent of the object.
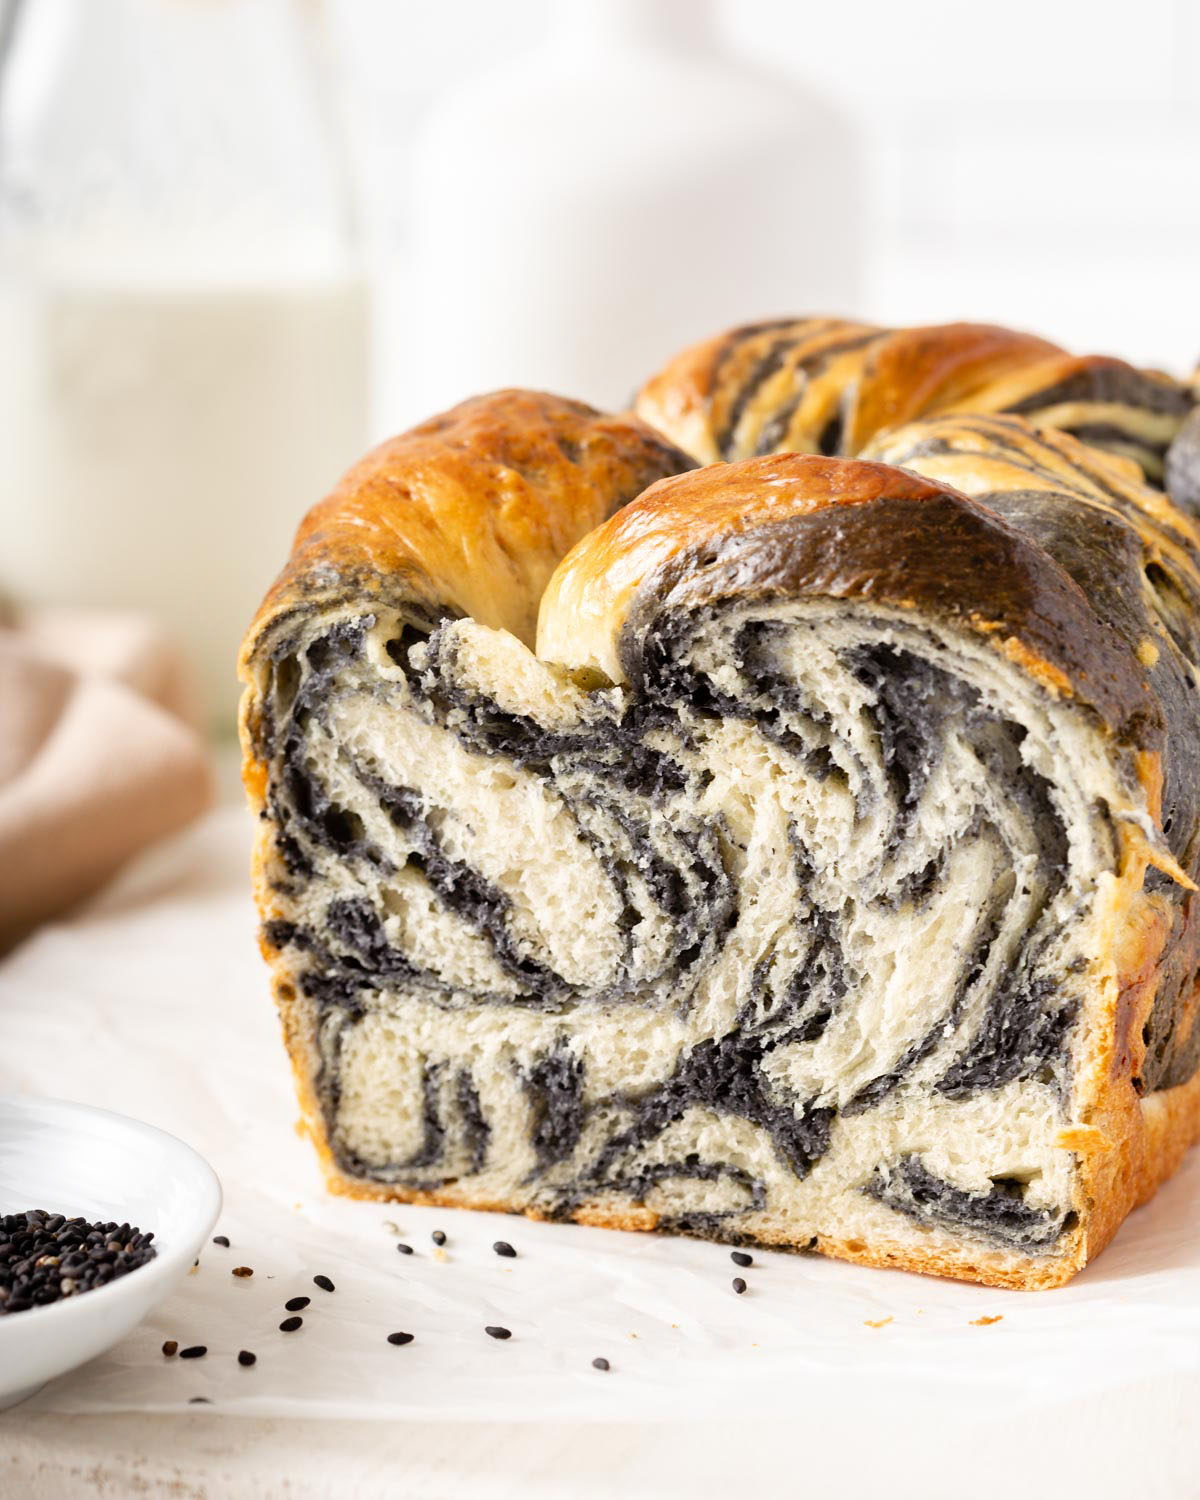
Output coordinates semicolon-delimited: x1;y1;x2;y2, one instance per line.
537;417;1187;737
634;318;1194;490
240;389;693;676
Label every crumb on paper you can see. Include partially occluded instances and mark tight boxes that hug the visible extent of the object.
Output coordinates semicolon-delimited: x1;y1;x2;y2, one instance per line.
864;1316;893;1329
971;1315;1004;1327
432;1247;449;1263
383;1220;400;1235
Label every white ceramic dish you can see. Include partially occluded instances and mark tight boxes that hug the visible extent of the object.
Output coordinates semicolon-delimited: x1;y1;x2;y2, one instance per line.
0;1095;221;1409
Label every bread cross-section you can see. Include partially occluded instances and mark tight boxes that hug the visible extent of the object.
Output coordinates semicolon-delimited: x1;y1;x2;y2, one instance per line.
241;374;1200;1289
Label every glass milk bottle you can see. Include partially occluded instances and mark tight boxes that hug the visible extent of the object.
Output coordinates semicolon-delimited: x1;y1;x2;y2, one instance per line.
0;0;368;733
400;0;861;421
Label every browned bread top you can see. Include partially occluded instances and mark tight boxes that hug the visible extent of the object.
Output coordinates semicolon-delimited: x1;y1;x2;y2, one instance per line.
537;443;1156;743
634;317;1193;485
240;388;693;669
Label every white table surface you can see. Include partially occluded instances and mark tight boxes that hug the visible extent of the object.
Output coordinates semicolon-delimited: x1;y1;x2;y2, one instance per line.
3;790;1199;1498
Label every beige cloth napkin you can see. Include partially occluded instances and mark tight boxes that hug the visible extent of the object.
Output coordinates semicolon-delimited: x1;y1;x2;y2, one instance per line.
0;605;214;952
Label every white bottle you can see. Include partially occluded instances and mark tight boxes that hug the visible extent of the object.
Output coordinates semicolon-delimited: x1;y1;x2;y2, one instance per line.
399;0;861;423
0;0;368;733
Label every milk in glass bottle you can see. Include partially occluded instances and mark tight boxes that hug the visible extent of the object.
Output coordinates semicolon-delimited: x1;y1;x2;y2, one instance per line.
0;0;367;731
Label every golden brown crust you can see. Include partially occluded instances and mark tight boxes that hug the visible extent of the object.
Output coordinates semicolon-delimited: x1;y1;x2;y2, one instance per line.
1075;1064;1200;1279
635;317;1193;481
240;388;692;669
841;322;1061;452
1074;865;1200;1274
635;317;881;464
539;449;1156;747
539;451;946;675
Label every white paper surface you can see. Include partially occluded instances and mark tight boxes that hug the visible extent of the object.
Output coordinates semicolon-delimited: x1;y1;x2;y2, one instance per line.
5;808;1200;1422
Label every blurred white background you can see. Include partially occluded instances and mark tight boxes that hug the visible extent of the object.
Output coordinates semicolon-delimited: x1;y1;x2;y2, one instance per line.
335;0;1200;434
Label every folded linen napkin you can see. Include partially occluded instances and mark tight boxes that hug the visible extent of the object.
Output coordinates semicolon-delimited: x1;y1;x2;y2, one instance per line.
0;605;213;952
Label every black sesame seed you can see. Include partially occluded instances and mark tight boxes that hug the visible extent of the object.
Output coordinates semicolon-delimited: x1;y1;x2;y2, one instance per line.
431;1230;447;1246
592;1357;610;1371
279;1315;303;1332
396;1243;414;1255
730;1251;753;1268
492;1241;516;1258
387;1331;414;1346
313;1274;335;1292
731;1277;747;1295
484;1325;511;1340
162;1340;178;1357
284;1296;310;1312
179;1345;207;1359
212;1235;230;1248
188;1396;212;1404
237;1350;257;1367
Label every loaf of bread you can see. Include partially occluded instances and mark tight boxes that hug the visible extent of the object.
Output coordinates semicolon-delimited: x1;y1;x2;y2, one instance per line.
240;324;1200;1289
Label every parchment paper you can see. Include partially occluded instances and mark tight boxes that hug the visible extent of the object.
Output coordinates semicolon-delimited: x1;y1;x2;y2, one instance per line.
5;810;1199;1421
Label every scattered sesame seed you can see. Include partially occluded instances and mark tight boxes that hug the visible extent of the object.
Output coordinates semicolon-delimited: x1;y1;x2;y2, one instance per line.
396;1243;414;1255
237;1350;257;1366
212;1235;230;1248
284;1296;310;1312
188;1397;212;1404
484;1325;511;1340
161;1340;178;1357
492;1241;516;1259
731;1277;747;1295
387;1331;414;1346
179;1345;207;1359
730;1251;753;1268
431;1230;447;1246
592;1356;610;1371
232;1266;253;1278
313;1274;335;1293
279;1315;303;1333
